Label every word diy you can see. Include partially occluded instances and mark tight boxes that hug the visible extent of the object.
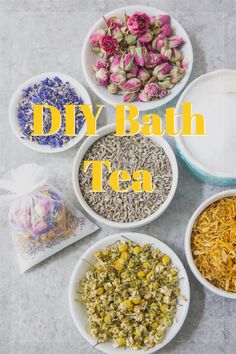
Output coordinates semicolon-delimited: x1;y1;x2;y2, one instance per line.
33;103;206;137
84;160;154;193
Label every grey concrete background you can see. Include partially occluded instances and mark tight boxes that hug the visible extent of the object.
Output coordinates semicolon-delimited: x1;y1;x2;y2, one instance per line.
0;0;235;353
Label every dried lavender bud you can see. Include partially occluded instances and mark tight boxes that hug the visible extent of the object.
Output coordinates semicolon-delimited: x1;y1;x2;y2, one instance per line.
79;134;172;223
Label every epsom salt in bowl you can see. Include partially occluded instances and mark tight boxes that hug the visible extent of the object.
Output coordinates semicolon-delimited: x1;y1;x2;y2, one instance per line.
175;69;236;186
72;123;178;229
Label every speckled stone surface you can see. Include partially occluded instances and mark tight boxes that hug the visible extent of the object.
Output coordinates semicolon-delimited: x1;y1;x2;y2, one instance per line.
0;0;235;353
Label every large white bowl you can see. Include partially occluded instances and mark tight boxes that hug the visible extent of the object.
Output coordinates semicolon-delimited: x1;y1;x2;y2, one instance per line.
185;189;236;299
72;123;178;229
9;72;92;153
175;69;236;186
81;5;193;111
69;232;190;354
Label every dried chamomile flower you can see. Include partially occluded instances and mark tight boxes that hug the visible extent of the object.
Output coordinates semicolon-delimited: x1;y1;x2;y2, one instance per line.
79;239;181;350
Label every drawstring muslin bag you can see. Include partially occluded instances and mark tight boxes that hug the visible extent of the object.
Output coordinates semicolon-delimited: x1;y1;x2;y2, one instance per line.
0;163;98;272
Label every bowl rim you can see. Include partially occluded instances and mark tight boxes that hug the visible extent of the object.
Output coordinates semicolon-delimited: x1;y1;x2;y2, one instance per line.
9;72;92;153
69;232;190;354
72;122;178;229
185;189;236;299
175;69;236;179
81;4;193;111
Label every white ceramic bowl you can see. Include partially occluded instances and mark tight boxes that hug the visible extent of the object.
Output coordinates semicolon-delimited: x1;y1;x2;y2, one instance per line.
72;123;178;229
69;232;190;354
9;72;92;153
185;189;236;299
175;69;236;186
81;5;193;111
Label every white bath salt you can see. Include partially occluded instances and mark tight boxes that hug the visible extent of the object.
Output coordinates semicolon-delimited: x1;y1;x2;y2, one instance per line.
179;71;236;175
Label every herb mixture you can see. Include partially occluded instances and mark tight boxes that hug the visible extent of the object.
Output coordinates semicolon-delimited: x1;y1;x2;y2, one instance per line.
79;239;180;350
17;76;84;148
192;196;236;293
90;12;187;102
79;133;172;223
9;186;79;257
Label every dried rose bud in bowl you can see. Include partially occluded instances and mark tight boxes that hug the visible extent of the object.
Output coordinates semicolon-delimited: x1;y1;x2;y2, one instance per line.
82;5;193;111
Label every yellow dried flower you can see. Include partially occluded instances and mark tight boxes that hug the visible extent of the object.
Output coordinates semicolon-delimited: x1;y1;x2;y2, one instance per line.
146;269;154;280
133;246;142;254
137;271;146;277
133;296;141;304
120;251;129;261
160;304;168;313
162;255;170;265
117;337;126;346
114;259;123;271
123;299;133;309
152;322;158;329
104;314;110;323
119;243;128;252
128;260;134;267
97;287;104;295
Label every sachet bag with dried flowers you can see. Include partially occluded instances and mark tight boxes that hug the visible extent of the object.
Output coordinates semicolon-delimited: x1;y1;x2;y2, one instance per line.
0;163;98;272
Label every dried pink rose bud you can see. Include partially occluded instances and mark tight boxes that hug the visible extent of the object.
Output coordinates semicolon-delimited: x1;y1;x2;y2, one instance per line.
106;16;123;30
89;29;105;46
162;23;173;37
134;47;147;66
144;82;160;99
110;71;126;86
152;33;166;51
144;52;161;69
107;83;118;94
138;31;153;44
170;67;182;83
145;43;156;53
160;62;173;75
125;33;137;45
171;48;183;62
129;62;138;76
110;56;121;73
168;36;184;48
121;53;134;71
122;78;141;92
159;87;168;98
112;28;124;42
150;16;157;25
180;58;188;71
123;92;137;102
127;12;151;35
153;63;172;80
161;47;172;61
95;68;110;86
99;35;118;56
157;15;170;27
137;68;150;82
159;79;173;89
137;90;149;102
95;58;108;70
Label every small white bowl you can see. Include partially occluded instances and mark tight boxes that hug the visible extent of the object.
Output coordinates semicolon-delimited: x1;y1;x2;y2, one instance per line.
72;123;178;229
69;232;190;354
9;72;92;153
81;5;193;111
185;189;236;299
